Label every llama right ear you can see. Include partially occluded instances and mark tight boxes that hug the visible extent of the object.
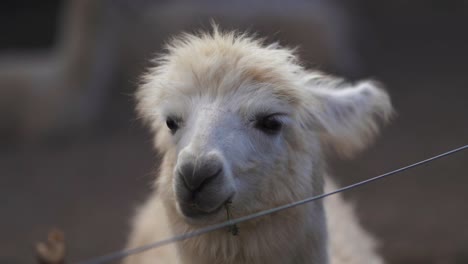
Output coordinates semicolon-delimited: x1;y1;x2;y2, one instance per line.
300;78;393;157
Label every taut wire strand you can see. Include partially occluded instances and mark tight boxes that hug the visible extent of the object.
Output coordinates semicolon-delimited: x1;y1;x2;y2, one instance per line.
76;144;468;264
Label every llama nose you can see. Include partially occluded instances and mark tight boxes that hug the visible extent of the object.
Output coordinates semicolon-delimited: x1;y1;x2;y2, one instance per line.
178;157;223;192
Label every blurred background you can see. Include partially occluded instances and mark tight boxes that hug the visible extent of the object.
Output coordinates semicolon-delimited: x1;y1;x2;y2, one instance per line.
0;0;467;263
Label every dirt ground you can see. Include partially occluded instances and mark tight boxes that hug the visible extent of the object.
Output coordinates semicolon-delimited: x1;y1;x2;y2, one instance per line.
1;2;468;264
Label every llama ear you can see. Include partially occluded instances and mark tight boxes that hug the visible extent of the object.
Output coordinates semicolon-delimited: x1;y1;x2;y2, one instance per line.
302;79;393;157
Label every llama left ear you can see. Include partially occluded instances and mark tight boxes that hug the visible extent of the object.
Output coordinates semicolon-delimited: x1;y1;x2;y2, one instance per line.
302;79;393;157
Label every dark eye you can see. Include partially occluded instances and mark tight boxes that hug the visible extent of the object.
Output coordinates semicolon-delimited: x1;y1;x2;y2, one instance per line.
166;118;179;133
255;115;283;134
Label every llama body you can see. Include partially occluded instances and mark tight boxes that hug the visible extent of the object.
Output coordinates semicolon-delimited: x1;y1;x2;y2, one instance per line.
126;29;392;263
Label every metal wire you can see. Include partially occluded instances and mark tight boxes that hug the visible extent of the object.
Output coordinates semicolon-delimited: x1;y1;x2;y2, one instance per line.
76;144;468;264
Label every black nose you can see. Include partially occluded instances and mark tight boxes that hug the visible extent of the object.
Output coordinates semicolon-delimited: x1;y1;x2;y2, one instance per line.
175;153;233;217
178;158;223;192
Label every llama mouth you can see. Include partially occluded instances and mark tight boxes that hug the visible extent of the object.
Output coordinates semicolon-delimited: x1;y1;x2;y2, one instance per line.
179;195;234;219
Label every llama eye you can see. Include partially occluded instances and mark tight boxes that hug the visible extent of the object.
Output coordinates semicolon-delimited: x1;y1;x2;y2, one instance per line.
166;118;179;133
255;115;283;134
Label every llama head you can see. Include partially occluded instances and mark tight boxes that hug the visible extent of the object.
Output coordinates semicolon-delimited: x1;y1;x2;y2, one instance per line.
137;29;393;225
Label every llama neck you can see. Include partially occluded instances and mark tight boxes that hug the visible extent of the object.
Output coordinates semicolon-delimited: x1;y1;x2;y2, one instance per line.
166;201;328;264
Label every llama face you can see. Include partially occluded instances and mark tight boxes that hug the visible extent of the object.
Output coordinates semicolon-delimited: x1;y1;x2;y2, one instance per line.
137;30;393;225
159;83;300;223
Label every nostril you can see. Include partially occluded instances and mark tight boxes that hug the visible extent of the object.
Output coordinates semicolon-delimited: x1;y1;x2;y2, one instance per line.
179;164;222;192
194;167;222;192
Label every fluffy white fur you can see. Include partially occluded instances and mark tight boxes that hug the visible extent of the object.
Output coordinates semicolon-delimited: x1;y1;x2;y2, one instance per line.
125;28;393;264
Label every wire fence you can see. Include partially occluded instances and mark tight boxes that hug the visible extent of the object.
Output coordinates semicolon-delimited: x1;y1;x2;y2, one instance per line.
76;144;468;264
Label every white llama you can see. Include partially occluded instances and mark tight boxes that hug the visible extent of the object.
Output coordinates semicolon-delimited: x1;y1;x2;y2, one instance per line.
125;29;393;264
